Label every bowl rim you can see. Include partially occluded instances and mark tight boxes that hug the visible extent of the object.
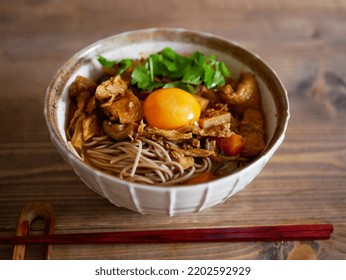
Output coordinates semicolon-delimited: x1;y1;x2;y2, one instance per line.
44;27;290;191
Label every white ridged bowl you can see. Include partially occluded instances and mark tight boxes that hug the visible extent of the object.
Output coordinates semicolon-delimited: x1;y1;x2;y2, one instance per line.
44;28;289;216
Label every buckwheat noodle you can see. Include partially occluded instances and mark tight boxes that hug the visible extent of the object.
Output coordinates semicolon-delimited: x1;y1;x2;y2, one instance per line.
77;136;212;185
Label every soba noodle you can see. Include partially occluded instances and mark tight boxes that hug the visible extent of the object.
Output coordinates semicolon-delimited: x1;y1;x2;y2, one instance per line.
77;136;212;186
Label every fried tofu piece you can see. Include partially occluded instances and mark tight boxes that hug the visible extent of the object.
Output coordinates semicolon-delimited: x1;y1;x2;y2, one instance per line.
198;112;231;129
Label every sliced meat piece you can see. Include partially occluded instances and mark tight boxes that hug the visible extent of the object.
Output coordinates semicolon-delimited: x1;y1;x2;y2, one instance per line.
193;123;232;138
85;96;98;114
138;122;193;141
170;151;194;170
82;114;98;141
69;76;97;97
197;85;222;104
103;90;143;124
239;109;266;157
167;144;215;157
68;91;91;134
71;114;85;151
95;75;127;107
219;72;261;114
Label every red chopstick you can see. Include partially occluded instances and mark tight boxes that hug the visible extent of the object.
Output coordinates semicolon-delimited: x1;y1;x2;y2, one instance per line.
0;224;333;245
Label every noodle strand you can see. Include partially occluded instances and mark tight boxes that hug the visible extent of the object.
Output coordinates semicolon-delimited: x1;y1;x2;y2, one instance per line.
78;136;212;185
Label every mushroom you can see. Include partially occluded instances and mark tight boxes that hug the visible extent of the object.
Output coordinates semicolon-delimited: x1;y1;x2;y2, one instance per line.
102;121;138;140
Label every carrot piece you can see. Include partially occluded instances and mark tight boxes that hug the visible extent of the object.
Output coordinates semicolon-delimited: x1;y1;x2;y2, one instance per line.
185;172;216;185
216;133;245;156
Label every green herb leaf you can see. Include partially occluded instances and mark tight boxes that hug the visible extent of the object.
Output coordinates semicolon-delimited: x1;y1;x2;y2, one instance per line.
147;81;164;91
182;67;203;85
97;56;132;75
97;55;117;69
131;64;151;89
131;64;163;91
163;82;195;93
192;51;206;66
161;47;178;60
118;59;132;75
104;48;232;91
220;62;231;78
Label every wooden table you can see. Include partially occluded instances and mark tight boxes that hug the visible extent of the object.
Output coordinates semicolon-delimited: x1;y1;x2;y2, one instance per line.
1;0;345;260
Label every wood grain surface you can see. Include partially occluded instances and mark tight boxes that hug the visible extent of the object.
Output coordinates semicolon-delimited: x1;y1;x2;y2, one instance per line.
1;0;346;259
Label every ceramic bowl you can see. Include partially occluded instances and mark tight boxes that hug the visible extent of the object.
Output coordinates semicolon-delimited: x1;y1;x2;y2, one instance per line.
44;28;289;216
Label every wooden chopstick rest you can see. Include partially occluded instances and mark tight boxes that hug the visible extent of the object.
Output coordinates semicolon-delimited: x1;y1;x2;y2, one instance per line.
12;202;55;260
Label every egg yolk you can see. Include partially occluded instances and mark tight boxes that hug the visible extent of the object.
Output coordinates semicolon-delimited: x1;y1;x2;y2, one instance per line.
143;88;201;130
